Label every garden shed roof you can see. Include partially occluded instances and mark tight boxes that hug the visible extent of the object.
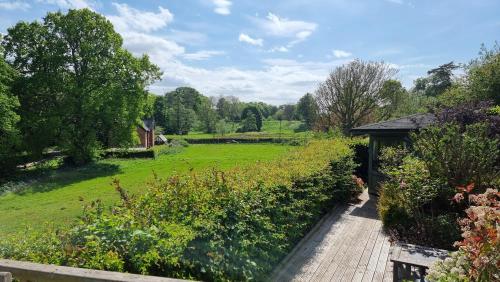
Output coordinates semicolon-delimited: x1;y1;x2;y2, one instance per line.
351;113;436;135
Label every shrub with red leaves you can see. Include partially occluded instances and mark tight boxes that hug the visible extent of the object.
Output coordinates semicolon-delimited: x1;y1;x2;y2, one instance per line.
428;188;499;281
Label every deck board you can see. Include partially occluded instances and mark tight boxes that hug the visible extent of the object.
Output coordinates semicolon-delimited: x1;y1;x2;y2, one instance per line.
271;190;392;282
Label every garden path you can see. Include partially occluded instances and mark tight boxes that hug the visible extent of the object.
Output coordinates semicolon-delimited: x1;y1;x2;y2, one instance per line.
271;190;393;282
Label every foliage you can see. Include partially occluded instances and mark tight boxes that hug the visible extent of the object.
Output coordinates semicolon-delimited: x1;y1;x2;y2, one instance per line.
413;123;499;188
239;112;258;132
164;92;197;135
296;93;318;129
0;51;20;177
241;105;263;131
427;189;499;282
376;80;412;120
435;100;500;140
467;43;500;105
0;139;361;280
413;62;459;97
2;9;161;164
315;59;397;134
377;155;459;248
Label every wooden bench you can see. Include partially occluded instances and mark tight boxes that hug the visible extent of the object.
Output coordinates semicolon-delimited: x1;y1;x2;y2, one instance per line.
390;243;449;282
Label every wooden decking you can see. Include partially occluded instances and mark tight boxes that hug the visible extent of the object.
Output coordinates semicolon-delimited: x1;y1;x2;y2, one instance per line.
272;190;393;282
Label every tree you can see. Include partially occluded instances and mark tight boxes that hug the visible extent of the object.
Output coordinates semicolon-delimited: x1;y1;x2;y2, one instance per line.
315;60;396;134
0;51;20;176
240;112;258;132
297;93;318;129
414;62;459;97
282;104;297;121
468;43;500;105
165;87;203;112
153;95;167;128
197;98;218;133
241;106;263;131
376;80;409;120
216;119;227;136
165;91;196;135
2;9;161;164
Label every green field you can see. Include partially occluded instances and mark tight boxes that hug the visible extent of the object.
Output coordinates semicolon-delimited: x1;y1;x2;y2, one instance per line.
166;120;312;139
0;144;293;236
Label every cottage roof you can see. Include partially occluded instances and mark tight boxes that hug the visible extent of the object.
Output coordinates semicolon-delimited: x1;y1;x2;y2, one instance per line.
351;113;436;135
139;119;155;132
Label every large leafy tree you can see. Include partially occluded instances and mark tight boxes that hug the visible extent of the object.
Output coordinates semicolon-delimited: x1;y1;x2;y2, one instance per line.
414;62;458;97
0;48;20;175
315;60;396;134
297;93;318;129
2;9;161;164
241;106;263;131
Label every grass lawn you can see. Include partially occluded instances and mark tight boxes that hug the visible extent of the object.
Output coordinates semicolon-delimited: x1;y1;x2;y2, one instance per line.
166;120;312;139
0;144;293;236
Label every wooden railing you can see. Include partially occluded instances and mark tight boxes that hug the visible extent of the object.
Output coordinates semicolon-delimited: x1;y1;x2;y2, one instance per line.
0;259;190;282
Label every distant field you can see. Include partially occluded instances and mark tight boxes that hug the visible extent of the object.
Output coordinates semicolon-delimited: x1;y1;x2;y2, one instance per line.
166;120;312;139
0;144;293;236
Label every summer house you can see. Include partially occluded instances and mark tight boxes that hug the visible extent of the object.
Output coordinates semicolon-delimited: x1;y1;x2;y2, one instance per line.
351;113;436;194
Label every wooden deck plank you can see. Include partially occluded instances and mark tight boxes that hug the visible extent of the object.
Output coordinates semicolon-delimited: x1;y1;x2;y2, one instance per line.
347;221;383;282
298;209;360;281
330;218;378;281
271;190;392;282
372;236;391;282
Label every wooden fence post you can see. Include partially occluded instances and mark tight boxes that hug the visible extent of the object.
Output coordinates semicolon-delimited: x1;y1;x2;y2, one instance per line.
0;272;12;282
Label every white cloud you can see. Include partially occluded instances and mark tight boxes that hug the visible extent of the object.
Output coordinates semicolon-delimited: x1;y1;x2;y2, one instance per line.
332;49;352;58
0;1;30;10
36;0;94;9
238;33;263;46
259;12;317;40
212;0;231;15
107;3;173;33
183;50;224;61
269;46;289;53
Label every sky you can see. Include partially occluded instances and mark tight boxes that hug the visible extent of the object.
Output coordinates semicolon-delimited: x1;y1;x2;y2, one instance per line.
0;0;499;105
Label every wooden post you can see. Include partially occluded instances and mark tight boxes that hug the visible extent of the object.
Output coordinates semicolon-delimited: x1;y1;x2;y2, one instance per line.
0;272;12;282
368;135;374;193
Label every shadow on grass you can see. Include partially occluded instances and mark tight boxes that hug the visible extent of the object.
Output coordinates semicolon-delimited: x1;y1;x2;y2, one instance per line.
2;162;122;196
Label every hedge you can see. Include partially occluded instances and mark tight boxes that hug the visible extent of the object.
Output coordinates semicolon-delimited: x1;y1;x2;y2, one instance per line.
0;139;361;281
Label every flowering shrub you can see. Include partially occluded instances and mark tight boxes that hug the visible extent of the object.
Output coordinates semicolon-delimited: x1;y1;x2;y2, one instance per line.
0;139;362;281
427;188;499;282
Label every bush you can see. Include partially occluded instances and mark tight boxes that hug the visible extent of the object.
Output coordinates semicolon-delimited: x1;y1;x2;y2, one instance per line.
413;122;498;188
0;139;362;281
427;189;499;282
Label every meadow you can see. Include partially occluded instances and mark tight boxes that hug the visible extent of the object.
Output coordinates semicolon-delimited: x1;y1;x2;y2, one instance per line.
0;144;292;236
165;120;313;140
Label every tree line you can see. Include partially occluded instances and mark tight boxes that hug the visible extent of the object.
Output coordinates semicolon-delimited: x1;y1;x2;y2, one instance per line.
146;87;319;136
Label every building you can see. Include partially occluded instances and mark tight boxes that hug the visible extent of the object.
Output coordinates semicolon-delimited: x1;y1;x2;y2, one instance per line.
155;134;168;145
137;119;155;149
351;113;436;194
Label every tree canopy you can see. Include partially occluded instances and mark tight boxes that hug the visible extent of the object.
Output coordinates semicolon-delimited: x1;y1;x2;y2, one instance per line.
2;9;161;164
315;60;396;134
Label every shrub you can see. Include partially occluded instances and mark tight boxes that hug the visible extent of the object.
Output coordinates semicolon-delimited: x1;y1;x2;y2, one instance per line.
0;139;362;281
413;122;499;188
427;189;499;282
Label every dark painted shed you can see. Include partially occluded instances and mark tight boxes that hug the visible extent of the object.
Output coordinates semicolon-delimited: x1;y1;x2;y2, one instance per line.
351;113;436;194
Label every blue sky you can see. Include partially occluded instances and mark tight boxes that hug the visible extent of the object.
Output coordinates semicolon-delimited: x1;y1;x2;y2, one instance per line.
0;0;499;104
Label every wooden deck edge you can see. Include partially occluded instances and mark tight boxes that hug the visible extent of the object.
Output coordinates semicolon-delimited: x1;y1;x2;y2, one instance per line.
0;259;192;282
267;203;349;281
